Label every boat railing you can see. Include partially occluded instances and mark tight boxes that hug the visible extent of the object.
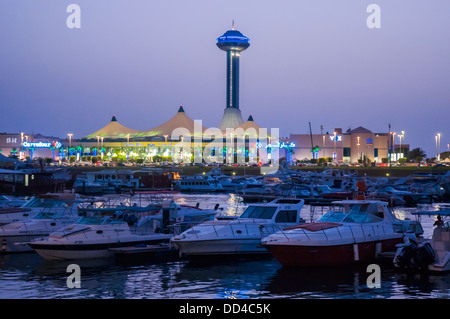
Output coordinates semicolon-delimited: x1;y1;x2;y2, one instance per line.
275;223;394;243
184;220;287;240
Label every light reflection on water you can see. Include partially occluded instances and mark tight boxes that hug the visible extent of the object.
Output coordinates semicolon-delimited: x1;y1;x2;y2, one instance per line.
0;194;448;299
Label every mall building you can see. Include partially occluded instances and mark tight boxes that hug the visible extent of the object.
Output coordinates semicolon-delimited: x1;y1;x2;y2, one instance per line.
289;127;408;164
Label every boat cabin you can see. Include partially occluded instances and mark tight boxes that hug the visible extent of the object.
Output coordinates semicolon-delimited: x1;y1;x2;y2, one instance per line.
238;198;305;224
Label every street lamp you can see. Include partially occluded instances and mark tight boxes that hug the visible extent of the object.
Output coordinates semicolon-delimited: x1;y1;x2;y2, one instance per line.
392;132;397;161
437;133;441;161
357;136;360;163
436;135;438;161
333;131;336;161
68;133;73;148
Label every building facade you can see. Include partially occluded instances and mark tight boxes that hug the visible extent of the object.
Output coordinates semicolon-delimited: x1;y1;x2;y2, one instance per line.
289;127;392;164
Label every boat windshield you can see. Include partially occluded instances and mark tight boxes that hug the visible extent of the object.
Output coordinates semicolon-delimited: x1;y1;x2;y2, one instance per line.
239;206;278;219
76;216;107;225
33;212;64;219
318;203;384;223
23;198;69;208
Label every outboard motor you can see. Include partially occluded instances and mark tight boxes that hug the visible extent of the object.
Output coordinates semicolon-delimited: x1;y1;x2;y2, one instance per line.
394;241;417;268
394;241;436;270
412;242;436;269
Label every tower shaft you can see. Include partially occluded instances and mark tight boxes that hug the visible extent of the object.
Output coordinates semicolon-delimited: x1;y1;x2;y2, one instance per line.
226;50;240;109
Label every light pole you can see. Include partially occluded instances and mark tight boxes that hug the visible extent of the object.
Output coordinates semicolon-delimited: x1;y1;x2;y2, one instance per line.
357;136;360;163
68;133;73;148
333;131;336;161
322;135;325;158
436;135;438;161
438;133;441;161
398;134;403;159
392;132;396;161
101;137;104;159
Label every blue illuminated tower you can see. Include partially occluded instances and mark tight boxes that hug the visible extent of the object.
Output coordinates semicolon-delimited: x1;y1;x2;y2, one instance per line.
217;23;250;130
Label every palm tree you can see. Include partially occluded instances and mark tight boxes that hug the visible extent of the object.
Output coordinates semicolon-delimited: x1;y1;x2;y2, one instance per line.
406;148;426;162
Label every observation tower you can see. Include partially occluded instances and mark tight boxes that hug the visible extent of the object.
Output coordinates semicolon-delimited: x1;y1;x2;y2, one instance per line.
217;23;250;130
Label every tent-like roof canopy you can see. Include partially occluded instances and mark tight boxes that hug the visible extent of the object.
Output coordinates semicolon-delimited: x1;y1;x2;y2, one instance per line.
136;106;206;138
225;115;270;138
84;115;141;139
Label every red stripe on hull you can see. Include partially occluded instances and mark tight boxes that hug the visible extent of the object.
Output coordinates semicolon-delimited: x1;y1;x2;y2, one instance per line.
266;238;403;267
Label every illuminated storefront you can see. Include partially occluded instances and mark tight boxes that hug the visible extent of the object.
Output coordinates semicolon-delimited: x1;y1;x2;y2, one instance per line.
289;127;397;164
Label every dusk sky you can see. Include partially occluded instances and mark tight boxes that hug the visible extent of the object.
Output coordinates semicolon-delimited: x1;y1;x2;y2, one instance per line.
0;0;449;157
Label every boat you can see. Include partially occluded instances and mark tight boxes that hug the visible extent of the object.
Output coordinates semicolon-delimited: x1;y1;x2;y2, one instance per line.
73;170;140;194
370;185;433;206
218;177;247;191
26;199;218;261
0;195;28;208
261;199;421;267
174;175;224;192
393;207;450;273
0;164;70;195
0;194;86;253
0;193;80;226
72;179;104;195
171;198;306;257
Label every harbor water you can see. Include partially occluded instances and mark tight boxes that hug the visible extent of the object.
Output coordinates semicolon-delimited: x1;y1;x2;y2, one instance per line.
0;194;449;299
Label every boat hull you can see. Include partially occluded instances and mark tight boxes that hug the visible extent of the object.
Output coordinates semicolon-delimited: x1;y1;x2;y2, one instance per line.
174;238;268;257
1;234;49;253
265;238;403;267
29;237;172;261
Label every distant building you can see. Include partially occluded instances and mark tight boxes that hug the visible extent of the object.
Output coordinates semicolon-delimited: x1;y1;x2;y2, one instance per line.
0;132;65;161
289;126;394;164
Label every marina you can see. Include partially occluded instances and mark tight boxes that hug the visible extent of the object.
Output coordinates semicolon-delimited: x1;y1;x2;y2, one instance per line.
0;191;448;299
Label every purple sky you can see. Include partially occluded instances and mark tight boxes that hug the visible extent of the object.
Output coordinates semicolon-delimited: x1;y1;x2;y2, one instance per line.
0;0;449;157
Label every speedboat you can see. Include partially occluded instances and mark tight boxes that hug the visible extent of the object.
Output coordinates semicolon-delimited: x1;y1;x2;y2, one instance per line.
171;198;306;257
262;199;420;267
0;193;81;226
27;201;217;261
0;195;28;209
394;207;450;273
0;195;85;253
174;176;224;192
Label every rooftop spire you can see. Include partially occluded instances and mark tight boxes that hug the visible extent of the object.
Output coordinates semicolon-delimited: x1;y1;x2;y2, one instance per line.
111;115;117;122
232;19;235;30
178;105;185;113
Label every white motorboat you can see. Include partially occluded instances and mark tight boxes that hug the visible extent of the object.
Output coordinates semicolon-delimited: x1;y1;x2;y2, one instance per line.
26;200;217;261
218;177;247;191
0;195;28;209
175;176;224;192
0;193;81;226
394;208;450;273
262;199;421;267
171;198;305;257
0;194;86;253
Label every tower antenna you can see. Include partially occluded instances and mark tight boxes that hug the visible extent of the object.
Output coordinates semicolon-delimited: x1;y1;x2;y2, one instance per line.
232;19;235;30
